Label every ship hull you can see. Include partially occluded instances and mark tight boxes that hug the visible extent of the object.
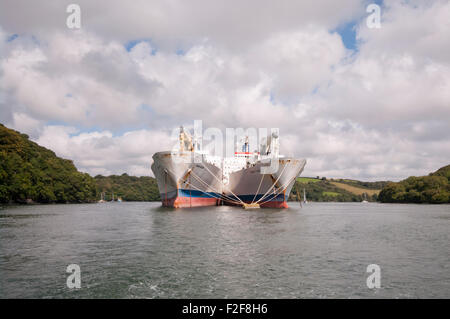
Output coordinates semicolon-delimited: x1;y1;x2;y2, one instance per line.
151;151;222;208
151;151;306;209
160;189;220;208
224;193;289;208
224;158;306;208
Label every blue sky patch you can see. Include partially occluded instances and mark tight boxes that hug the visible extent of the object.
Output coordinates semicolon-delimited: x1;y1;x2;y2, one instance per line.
176;49;185;56
335;21;358;51
333;0;384;51
125;39;157;55
7;34;18;42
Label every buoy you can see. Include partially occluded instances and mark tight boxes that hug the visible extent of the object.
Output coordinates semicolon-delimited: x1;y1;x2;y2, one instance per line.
243;203;260;209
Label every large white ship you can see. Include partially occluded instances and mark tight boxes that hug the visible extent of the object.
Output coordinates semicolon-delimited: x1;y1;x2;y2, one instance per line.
151;127;306;208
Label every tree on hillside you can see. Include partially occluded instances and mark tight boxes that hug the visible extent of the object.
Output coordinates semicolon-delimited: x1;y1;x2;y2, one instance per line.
378;165;450;204
0;124;97;203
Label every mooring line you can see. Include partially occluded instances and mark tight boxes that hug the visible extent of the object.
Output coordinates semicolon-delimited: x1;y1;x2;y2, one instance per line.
255;161;287;204
189;170;243;205
258;169;300;206
251;171;265;204
201;160;246;205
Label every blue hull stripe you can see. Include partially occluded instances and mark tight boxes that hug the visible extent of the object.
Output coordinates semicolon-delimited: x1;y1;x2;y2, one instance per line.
161;189;219;199
228;193;287;202
178;189;220;198
161;189;287;202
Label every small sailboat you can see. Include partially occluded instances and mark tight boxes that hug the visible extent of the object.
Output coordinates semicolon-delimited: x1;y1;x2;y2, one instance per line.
110;192;115;202
362;193;369;203
98;192;106;203
303;188;308;204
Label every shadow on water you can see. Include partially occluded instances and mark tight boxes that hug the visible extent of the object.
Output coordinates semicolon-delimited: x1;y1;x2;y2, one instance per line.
150;203;296;215
150;204;226;214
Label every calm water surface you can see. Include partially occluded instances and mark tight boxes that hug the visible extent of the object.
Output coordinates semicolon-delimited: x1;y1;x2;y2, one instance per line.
0;202;449;298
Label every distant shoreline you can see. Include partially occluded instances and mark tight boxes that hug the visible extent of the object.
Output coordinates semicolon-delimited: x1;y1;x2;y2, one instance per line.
3;201;449;208
0;200;162;206
1;124;448;206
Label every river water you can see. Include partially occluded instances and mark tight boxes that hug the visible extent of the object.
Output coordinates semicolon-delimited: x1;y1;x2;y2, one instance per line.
0;202;448;298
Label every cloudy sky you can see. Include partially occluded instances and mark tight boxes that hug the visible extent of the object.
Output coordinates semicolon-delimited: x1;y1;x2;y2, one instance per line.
0;0;449;180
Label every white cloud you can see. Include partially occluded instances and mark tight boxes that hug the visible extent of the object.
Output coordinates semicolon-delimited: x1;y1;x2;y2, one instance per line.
1;30;160;129
35;125;174;176
8;112;43;137
0;0;363;49
0;27;6;53
358;0;450;65
0;0;449;180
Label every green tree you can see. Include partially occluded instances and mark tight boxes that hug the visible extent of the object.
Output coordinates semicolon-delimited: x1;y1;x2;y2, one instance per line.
0;124;97;203
379;165;450;204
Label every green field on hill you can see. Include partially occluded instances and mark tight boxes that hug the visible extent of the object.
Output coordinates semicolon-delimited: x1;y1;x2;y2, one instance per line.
322;191;340;197
297;177;321;183
329;181;381;196
290;176;383;202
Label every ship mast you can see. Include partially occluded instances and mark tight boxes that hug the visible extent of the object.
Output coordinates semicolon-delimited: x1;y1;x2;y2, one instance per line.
179;126;194;152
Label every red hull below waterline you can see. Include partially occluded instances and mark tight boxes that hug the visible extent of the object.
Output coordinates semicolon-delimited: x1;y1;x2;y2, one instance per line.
163;198;288;208
162;196;219;208
260;201;289;208
224;200;289;208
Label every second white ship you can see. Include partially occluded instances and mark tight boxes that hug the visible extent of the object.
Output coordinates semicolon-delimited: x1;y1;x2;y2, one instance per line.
151;127;306;208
